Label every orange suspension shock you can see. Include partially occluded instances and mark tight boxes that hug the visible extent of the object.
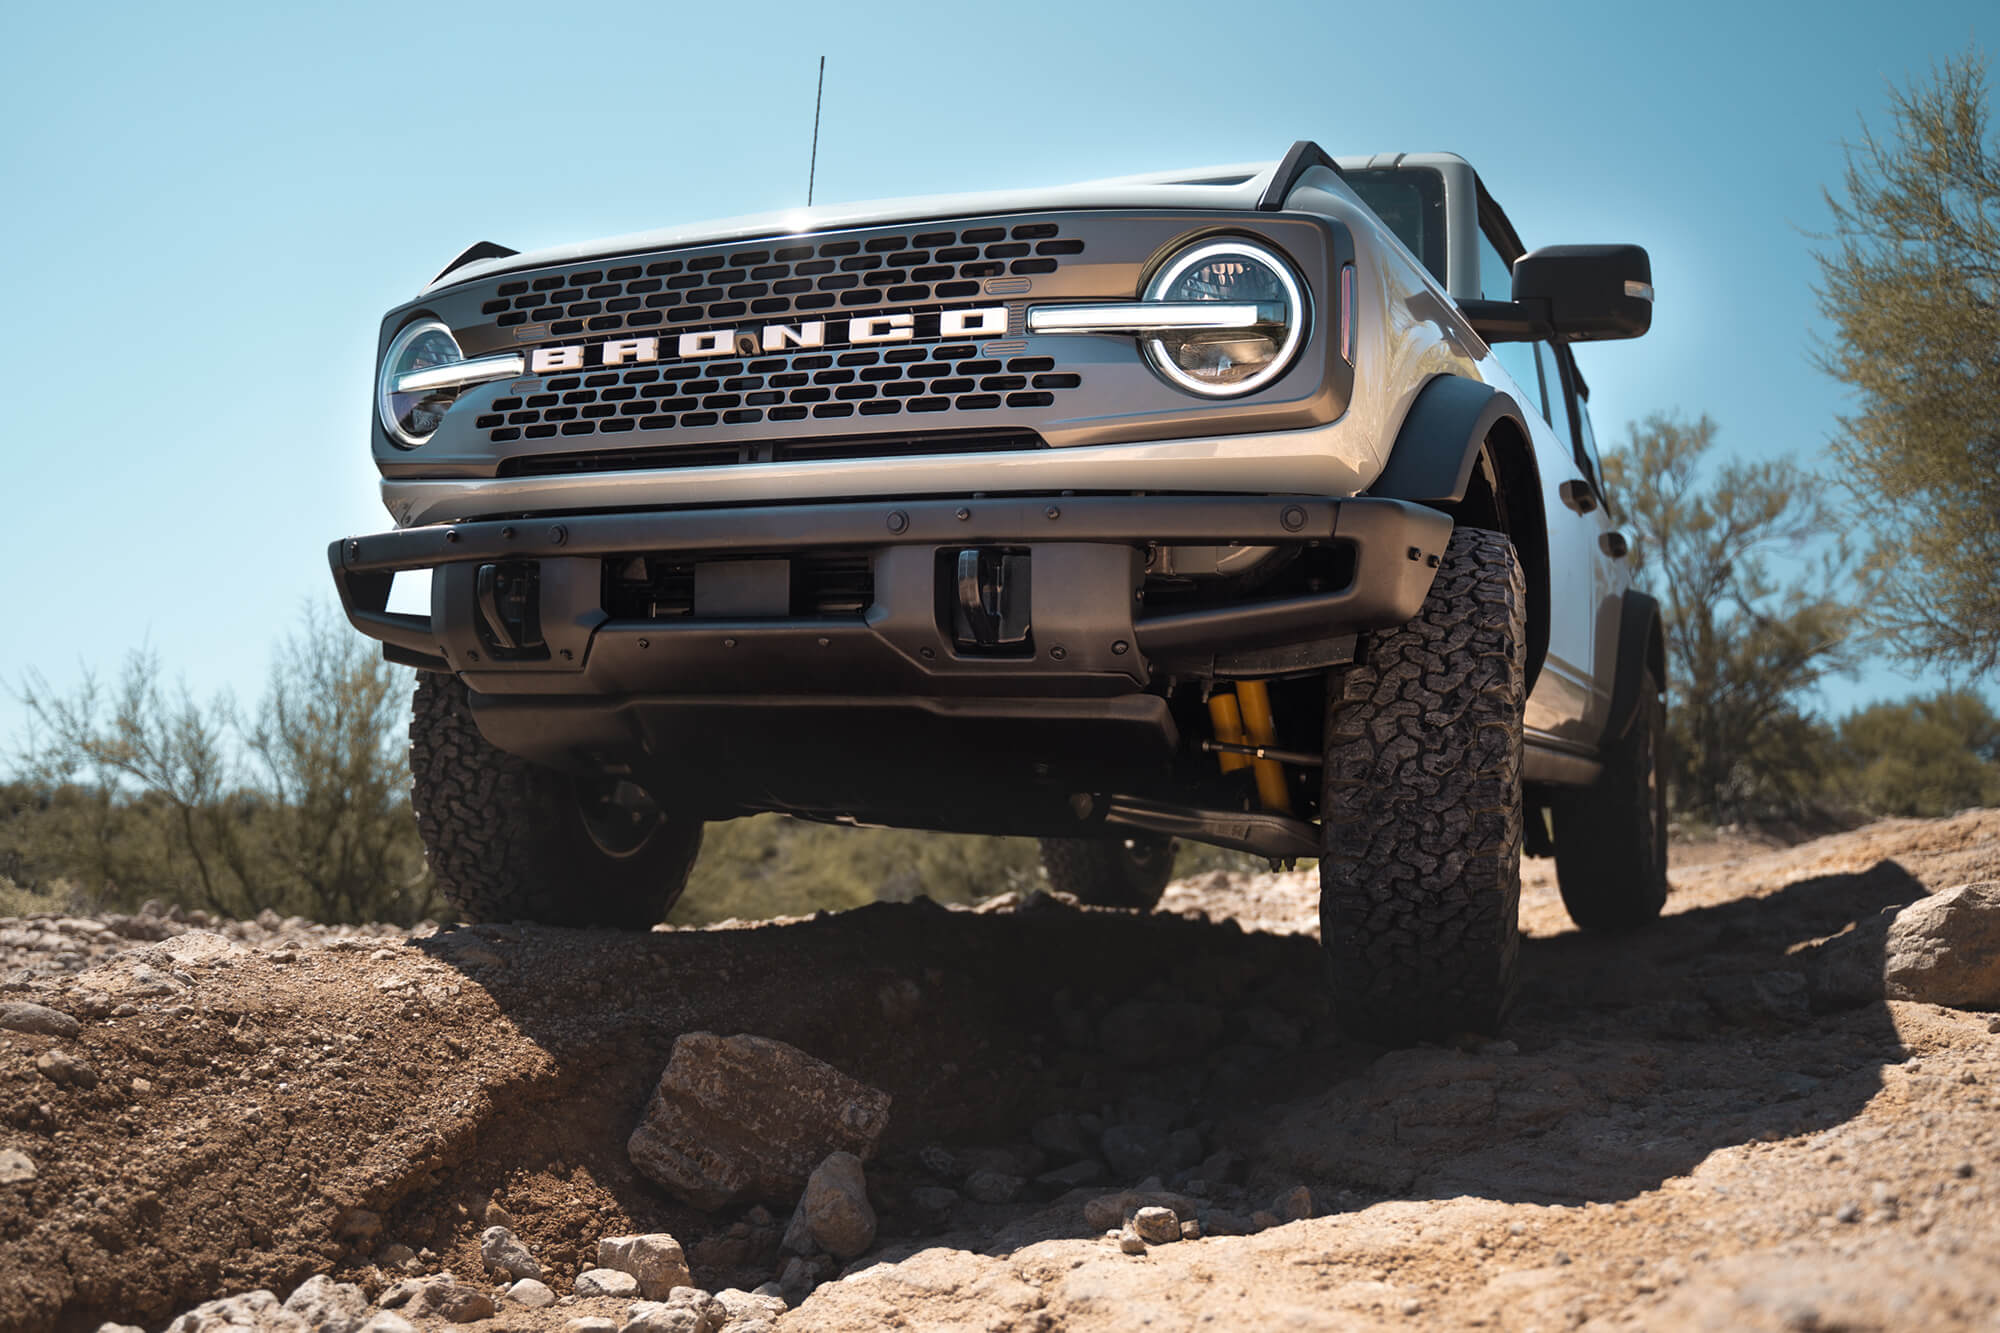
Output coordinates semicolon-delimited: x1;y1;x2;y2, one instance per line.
1208;682;1293;814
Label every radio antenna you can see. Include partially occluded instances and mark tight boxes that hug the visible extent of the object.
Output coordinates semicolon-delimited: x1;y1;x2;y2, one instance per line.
807;56;825;206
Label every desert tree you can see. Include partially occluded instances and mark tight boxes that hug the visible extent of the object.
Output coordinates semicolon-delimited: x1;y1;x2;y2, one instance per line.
16;652;259;914
244;603;432;924
1814;51;2000;676
1604;413;1861;822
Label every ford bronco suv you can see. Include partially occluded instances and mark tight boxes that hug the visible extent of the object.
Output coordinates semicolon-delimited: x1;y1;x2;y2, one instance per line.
330;141;1667;1043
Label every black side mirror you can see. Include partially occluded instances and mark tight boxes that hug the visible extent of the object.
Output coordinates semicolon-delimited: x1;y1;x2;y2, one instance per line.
1515;244;1652;341
1461;243;1653;344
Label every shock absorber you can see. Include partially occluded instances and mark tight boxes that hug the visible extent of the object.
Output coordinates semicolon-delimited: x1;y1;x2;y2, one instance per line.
1206;682;1293;814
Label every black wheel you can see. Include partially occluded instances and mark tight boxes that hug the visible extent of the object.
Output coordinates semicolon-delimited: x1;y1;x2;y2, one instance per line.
1550;667;1668;931
1319;526;1527;1044
1038;833;1176;909
410;675;702;928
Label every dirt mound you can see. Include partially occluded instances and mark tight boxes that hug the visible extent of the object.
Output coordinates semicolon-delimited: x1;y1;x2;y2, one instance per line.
1;810;1997;1331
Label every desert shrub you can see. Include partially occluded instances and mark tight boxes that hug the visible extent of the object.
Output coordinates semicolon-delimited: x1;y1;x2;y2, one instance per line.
1827;690;2000;817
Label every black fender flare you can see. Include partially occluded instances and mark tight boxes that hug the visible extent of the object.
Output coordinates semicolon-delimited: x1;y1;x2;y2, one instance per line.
1605;590;1667;743
1368;374;1549;690
1371;374;1530;505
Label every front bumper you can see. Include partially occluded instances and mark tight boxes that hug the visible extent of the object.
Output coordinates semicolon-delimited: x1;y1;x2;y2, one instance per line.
330;494;1449;815
331;494;1449;686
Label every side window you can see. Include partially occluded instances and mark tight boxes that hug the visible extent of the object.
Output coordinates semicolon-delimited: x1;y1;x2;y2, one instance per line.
1478;223;1545;418
1575;389;1607;495
1478;229;1515;302
1534;342;1578;461
1489;338;1543;418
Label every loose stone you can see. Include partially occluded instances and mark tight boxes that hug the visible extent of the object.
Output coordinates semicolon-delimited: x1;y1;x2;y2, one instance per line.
575;1268;642;1298
507;1278;555;1308
597;1233;692;1299
479;1225;543;1281
1132;1206;1181;1245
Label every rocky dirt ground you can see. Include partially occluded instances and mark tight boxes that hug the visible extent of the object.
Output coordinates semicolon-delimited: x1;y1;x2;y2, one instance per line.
3;810;1999;1332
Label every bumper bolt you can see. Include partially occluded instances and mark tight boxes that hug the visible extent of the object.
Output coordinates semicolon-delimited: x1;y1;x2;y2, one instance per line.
920;646;936;660
817;636;831;647
1045;505;1061;520
637;638;650;649
1050;645;1068;661
549;525;568;545
956;507;971;521
723;637;737;648
465;649;479;661
444;528;460;544
1281;505;1307;531
1112;640;1129;655
559;648;573;661
501;526;516;540
346;540;361;560
886;510;908;534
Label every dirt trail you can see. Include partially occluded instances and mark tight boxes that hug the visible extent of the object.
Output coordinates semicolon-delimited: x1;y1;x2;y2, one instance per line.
2;811;1998;1331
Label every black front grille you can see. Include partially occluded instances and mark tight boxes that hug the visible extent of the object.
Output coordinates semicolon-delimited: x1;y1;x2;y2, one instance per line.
499;430;1044;478
478;221;1083;340
479;338;1079;445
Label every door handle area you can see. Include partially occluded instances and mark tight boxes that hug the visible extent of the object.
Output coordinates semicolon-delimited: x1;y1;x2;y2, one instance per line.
1599;530;1630;559
1559;479;1599;514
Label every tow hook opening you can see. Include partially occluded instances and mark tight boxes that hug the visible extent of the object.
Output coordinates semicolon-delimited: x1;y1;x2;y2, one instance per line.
944;547;1033;655
475;560;547;660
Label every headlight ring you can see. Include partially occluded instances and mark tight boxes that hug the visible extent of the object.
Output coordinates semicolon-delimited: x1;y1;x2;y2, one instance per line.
378;319;466;448
1140;237;1307;398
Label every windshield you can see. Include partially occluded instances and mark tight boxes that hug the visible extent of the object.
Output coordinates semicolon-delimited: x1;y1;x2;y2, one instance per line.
1342;167;1447;285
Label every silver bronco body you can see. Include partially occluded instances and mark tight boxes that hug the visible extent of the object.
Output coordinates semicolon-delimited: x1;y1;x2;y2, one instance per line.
333;143;1657;860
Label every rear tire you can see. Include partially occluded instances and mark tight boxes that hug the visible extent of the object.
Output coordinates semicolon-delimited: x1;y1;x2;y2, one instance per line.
1039;834;1176;909
1551;667;1669;931
410;675;702;928
1318;527;1526;1044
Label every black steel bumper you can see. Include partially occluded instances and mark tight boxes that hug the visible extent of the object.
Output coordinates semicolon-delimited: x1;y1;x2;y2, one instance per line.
329;494;1452;694
329;493;1449;815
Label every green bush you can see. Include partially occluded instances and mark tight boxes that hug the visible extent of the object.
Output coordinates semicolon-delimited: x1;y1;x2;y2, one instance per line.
1827;690;2000;817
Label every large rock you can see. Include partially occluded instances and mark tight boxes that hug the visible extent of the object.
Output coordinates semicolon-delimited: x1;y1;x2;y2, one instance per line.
627;1032;892;1209
783;1151;877;1259
1883;882;2000;1008
596;1233;691;1299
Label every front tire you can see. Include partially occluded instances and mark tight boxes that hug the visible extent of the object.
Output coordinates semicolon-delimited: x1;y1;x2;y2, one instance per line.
1318;526;1526;1044
1550;667;1669;931
1038;834;1176;909
410;675;702;928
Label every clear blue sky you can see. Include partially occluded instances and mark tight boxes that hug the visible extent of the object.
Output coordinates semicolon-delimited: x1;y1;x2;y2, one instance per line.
0;0;1991;753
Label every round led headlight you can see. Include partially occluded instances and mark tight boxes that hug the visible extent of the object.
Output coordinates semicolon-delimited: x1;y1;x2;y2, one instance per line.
1142;238;1306;396
377;319;465;447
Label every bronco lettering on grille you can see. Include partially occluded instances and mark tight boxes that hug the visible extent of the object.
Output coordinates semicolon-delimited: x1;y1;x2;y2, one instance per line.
528;305;1011;375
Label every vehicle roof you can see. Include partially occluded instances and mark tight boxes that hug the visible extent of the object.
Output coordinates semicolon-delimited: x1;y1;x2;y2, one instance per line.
427;151;1475;293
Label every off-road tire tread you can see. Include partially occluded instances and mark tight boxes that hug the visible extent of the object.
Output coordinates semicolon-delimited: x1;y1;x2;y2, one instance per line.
1551;668;1669;931
1319;526;1526;1043
1039;835;1176;909
410;675;700;928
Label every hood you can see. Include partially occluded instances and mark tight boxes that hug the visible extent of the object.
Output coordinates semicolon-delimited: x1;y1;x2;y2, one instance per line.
424;159;1283;294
